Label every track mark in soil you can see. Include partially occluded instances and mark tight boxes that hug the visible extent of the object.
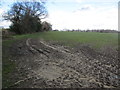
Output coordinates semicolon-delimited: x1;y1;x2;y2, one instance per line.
9;38;119;88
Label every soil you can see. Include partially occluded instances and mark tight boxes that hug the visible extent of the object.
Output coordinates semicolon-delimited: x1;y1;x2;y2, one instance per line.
7;38;119;88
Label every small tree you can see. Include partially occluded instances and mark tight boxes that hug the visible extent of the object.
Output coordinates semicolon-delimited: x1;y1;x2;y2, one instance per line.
42;21;52;31
4;1;48;34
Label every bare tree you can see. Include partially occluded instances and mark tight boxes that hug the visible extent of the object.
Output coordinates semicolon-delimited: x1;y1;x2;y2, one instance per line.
4;1;48;34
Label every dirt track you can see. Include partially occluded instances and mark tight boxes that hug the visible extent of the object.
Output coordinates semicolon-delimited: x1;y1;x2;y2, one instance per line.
9;38;119;88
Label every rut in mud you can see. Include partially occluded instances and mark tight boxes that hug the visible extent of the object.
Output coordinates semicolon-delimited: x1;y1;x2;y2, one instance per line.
9;38;119;88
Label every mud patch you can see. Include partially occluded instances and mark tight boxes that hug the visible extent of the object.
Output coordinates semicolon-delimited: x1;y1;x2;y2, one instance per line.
35;63;63;80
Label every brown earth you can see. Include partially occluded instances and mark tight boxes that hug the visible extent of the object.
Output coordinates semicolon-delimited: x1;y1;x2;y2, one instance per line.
7;38;119;88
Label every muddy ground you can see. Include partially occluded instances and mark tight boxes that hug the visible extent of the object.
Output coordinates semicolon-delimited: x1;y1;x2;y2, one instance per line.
5;38;119;88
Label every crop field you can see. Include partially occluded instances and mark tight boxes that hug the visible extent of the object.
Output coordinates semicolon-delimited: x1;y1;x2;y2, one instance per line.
12;31;118;48
2;31;119;88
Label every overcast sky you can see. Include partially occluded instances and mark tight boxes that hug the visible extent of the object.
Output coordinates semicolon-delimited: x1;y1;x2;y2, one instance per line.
0;0;119;30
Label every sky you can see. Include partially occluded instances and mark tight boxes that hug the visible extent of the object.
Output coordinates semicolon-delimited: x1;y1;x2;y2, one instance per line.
0;0;119;30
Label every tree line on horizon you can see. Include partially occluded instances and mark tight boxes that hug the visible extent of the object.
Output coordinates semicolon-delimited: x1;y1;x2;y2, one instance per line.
53;29;118;33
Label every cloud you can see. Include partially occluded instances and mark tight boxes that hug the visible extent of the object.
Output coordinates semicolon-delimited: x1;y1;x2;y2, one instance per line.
75;0;118;3
48;5;117;30
80;7;90;11
0;9;4;22
0;20;11;28
73;5;94;12
75;0;83;3
0;9;3;14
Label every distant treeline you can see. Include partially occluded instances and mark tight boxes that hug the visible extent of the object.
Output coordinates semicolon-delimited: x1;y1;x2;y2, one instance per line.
53;29;119;33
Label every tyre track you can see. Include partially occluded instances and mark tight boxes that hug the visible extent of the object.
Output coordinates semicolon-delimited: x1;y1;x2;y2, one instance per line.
12;38;119;88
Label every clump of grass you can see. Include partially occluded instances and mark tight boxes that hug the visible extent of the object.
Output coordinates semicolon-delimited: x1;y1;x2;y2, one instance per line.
2;40;17;88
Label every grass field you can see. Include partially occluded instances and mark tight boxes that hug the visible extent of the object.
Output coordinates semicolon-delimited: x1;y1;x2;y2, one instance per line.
12;31;118;48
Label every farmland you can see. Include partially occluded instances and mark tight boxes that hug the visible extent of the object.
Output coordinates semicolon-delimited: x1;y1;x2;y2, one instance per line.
2;31;119;88
11;31;118;48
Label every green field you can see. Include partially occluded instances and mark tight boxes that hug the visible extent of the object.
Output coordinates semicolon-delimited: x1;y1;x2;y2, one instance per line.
11;31;118;48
